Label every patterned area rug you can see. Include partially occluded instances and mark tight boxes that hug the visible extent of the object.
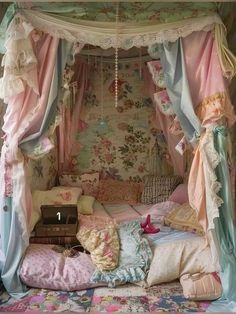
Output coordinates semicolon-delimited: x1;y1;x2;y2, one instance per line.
0;281;211;312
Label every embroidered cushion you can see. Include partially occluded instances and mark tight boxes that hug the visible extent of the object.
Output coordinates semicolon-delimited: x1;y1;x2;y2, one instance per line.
97;179;142;205
20;244;100;291
168;183;189;204
141;175;183;204
164;203;204;235
77;195;95;215
180;272;222;301
59;172;99;197
77;220;119;271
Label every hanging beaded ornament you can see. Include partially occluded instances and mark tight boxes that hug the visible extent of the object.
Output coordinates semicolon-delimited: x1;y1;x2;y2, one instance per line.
115;2;119;108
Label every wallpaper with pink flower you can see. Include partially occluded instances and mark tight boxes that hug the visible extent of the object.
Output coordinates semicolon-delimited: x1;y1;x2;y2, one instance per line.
72;59;173;182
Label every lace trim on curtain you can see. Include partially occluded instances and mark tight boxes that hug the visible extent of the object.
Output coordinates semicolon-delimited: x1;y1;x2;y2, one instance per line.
0;15;38;101
19;10;222;49
201;129;223;231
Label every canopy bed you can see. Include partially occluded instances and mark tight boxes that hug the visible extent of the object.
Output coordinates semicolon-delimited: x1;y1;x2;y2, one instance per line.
0;2;236;309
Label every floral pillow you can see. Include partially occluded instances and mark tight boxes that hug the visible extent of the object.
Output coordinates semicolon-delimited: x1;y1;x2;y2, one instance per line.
59;172;99;197
77;222;119;272
97;179;142;205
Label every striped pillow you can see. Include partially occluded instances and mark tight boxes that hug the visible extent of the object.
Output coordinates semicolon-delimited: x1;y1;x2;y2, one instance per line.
141;175;183;204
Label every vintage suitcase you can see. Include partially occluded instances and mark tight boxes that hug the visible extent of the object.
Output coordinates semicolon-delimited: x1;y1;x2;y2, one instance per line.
35;204;78;237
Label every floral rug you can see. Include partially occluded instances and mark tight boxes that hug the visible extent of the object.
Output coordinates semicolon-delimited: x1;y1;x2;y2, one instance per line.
0;281;211;312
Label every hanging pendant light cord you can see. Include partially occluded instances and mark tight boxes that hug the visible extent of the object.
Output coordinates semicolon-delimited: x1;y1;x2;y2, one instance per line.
115;2;119;108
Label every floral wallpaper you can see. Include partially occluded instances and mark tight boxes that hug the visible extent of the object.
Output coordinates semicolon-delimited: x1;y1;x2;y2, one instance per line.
72;59;173;182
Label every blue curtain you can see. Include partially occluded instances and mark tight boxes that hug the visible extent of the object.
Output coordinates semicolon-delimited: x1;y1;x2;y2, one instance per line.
213;126;236;301
159;39;202;143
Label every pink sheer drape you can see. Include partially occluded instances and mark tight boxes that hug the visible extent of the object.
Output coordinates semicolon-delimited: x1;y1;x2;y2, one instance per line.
143;65;184;176
58;57;90;172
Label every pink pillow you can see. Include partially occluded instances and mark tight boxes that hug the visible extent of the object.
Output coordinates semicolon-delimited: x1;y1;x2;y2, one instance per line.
168;183;189;204
97;179;142;205
180;272;222;301
20;244;101;291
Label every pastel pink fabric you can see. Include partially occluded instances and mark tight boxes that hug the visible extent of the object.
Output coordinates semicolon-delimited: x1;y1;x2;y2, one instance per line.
168;183;189;205
3;35;59;161
183;31;236;232
143;66;184;176
1;34;59;233
20;244;99;291
58;58;90;172
182;31;235;127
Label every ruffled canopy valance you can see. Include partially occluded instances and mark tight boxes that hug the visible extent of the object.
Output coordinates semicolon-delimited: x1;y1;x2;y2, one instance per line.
17;10;221;49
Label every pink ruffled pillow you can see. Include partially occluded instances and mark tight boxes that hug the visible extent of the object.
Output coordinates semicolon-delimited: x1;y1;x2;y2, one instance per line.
168;183;189;204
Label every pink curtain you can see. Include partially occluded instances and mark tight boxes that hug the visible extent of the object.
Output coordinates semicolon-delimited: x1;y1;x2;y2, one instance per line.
184;31;236;231
2;34;58;232
3;35;59;163
58;57;90;172
182;31;235;128
143;65;185;176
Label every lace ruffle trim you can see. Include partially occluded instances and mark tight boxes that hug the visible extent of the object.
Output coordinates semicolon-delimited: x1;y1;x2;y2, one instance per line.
0;15;38;100
19;10;222;49
201;130;224;230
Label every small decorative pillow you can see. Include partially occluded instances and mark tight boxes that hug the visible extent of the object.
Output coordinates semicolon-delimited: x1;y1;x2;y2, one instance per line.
59;172;99;197
78;195;95;215
97;179;142;205
141;175;183;205
180;272;222;301
77;222;119;272
168;183;189;204
164;203;204;235
154;90;175;116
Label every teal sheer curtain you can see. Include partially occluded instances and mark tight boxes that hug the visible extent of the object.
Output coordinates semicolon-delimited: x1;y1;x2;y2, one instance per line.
213;126;236;301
